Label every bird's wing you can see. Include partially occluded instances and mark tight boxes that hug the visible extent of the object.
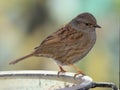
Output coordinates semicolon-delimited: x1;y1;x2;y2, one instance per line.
35;25;84;49
34;25;84;58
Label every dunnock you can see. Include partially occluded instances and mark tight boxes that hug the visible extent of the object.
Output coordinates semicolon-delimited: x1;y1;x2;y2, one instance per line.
9;12;101;76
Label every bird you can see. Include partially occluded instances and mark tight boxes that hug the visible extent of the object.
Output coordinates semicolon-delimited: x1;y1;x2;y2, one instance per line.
9;12;101;76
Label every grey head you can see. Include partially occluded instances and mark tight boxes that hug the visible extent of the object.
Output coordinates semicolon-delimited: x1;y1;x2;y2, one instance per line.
69;12;101;32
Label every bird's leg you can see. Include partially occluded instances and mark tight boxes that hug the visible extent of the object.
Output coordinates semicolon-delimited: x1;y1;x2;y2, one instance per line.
57;65;66;77
68;64;85;78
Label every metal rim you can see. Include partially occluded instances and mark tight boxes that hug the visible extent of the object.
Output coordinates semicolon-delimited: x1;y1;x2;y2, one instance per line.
0;70;93;90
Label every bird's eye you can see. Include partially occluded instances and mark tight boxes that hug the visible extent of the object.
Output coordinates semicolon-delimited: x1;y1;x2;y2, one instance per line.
85;23;89;26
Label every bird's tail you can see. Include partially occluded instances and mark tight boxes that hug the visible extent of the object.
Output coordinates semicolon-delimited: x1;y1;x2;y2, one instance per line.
9;52;35;65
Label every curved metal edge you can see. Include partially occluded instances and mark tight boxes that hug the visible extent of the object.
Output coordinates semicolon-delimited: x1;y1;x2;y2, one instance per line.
91;82;118;90
0;70;92;85
58;76;92;90
0;70;90;78
0;71;118;90
60;82;119;90
0;70;81;77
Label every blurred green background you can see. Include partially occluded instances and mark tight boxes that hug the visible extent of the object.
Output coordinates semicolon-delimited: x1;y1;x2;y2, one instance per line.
0;0;119;89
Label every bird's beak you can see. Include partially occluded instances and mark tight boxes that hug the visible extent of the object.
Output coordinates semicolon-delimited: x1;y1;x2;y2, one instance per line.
95;24;101;28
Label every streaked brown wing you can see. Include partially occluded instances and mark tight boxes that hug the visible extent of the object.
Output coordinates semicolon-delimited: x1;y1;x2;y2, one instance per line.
34;25;84;59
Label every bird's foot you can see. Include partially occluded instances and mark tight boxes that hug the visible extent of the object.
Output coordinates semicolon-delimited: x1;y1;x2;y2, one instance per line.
57;66;66;77
74;71;85;79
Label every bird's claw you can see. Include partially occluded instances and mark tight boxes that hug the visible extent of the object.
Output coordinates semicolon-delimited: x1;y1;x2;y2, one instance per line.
57;66;66;77
74;71;85;79
57;69;66;77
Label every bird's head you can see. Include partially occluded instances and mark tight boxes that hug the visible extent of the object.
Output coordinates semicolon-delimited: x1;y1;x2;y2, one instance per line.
70;12;101;32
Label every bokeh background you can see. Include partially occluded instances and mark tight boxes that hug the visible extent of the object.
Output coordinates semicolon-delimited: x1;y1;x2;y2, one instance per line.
0;0;119;89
